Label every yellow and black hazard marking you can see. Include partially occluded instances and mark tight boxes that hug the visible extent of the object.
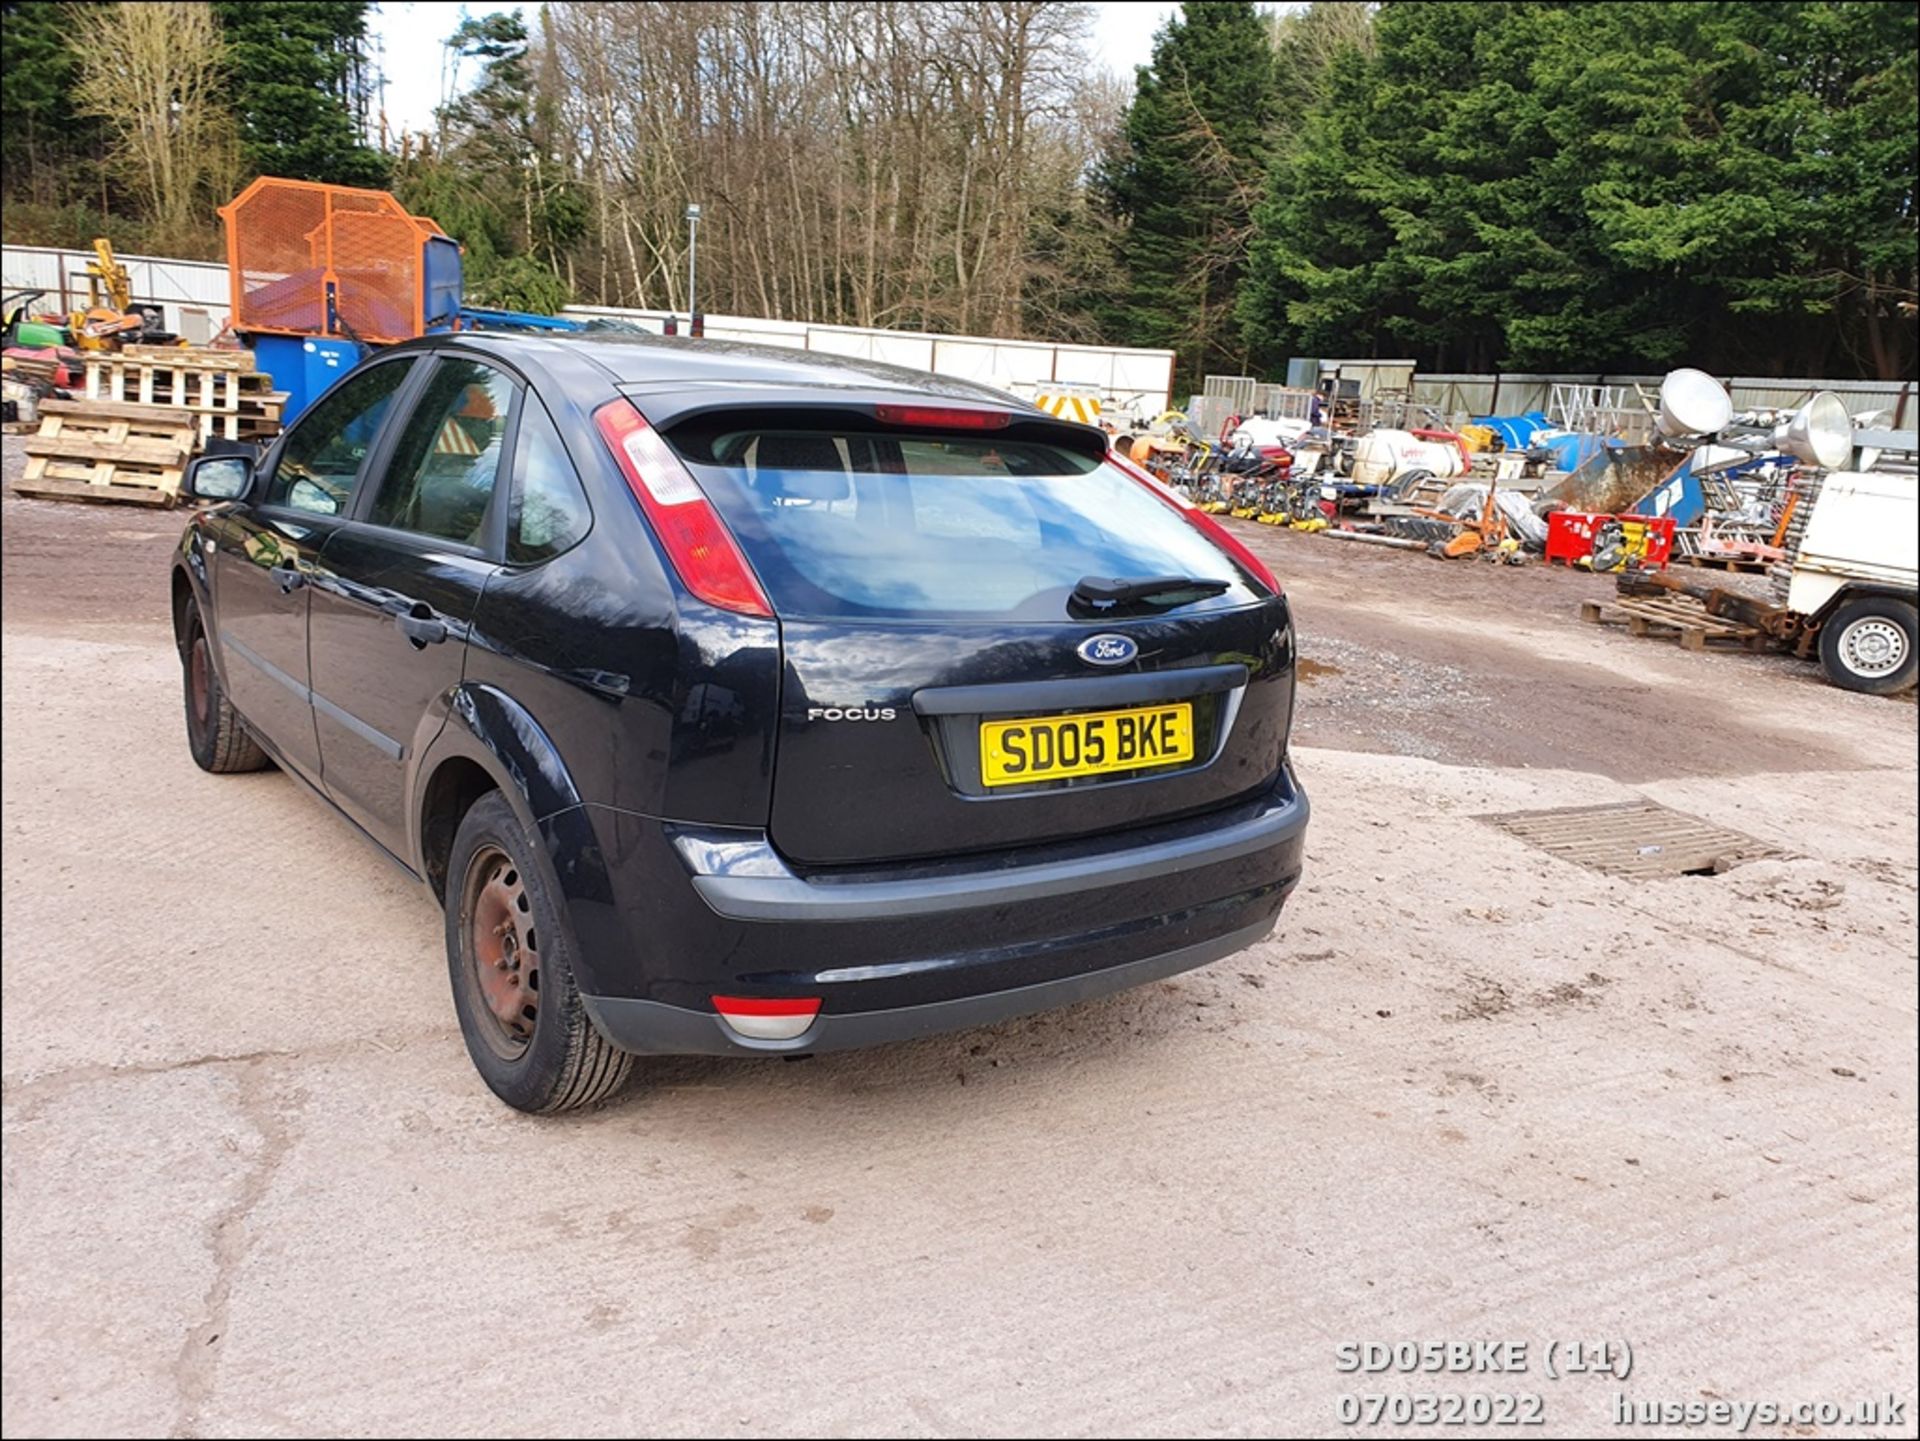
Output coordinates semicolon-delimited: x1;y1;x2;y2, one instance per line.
1033;391;1103;426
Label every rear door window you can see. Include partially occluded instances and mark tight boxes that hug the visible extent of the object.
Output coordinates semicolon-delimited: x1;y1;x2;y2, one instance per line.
678;427;1253;621
367;357;518;548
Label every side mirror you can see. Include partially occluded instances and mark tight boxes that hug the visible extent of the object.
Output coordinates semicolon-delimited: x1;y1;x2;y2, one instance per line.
186;454;253;502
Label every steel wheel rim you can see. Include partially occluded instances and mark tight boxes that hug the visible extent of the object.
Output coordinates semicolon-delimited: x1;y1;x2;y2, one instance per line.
1840;618;1907;678
189;634;213;730
463;845;541;1061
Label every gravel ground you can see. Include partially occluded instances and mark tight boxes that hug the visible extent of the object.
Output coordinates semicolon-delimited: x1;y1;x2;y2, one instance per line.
3;442;1915;1438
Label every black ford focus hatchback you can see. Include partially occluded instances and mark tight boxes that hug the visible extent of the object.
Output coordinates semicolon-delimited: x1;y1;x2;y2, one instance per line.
171;334;1308;1111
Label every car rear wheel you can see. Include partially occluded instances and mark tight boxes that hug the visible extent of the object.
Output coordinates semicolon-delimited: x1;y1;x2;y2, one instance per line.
446;790;633;1112
1818;596;1918;695
180;603;271;773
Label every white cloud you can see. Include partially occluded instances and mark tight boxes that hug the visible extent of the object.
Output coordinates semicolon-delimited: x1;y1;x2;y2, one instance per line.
368;1;478;141
1088;1;1182;79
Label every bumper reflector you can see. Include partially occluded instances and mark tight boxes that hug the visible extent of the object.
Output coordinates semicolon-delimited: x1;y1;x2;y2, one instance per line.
712;995;821;1042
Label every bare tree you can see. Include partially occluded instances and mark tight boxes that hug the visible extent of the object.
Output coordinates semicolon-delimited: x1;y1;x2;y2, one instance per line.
538;0;1103;336
71;2;235;248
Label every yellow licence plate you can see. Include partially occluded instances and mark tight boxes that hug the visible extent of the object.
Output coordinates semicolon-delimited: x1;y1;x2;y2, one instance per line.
980;703;1195;787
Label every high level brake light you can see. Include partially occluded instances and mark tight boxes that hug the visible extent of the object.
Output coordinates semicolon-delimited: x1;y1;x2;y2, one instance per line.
595;399;773;618
1104;453;1283;596
711;995;822;1042
872;403;1011;430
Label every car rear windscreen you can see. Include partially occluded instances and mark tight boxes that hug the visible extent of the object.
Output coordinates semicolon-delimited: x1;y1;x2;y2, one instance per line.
675;426;1256;621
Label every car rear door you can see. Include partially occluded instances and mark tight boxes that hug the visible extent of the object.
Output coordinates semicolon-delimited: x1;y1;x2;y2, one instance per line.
305;353;517;859
666;408;1298;867
207;355;419;782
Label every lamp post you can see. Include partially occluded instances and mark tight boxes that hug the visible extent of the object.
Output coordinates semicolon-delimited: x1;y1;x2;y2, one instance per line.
685;202;702;336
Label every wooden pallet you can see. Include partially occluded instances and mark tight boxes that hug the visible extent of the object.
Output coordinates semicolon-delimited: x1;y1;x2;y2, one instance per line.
36;395;276;445
1682;553;1774;574
84;358;283;411
30;401;198;450
11;475;177;508
120;343;256;372
20;449;183;489
1580;594;1771;652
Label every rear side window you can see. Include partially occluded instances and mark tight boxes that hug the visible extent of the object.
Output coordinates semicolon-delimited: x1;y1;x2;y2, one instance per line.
678;428;1252;621
508;397;592;563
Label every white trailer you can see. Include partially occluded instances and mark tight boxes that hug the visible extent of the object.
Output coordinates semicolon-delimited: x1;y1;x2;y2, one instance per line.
1782;453;1918;694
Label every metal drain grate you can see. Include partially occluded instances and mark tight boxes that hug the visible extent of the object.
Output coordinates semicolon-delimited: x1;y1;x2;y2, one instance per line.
1479;801;1788;879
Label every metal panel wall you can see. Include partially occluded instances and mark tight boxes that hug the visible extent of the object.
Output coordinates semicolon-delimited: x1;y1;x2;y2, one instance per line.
563;303;1177;410
2;244;231;336
1413;371;1914;423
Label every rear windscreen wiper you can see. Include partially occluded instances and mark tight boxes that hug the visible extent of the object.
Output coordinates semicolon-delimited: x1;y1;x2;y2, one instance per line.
1070;574;1232;614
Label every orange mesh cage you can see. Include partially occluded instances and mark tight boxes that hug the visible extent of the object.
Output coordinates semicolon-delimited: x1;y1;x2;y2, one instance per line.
221;177;446;343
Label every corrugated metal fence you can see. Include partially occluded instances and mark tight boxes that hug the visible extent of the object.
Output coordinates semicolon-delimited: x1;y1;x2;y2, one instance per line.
562;305;1176;412
1411;372;1914;425
2;244;231;340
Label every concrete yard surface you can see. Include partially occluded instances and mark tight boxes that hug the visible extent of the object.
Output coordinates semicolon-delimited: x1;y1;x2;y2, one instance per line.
2;474;1915;1438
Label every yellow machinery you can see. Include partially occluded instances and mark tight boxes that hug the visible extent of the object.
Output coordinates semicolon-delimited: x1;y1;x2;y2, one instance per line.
69;238;145;350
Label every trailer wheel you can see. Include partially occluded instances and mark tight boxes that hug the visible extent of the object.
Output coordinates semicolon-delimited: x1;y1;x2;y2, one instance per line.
1818;596;1918;695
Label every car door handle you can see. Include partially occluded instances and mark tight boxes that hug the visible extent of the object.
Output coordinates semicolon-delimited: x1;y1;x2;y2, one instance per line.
269;563;305;594
394;606;448;646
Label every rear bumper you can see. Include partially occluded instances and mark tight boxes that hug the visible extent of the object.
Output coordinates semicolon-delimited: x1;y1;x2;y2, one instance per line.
566;764;1307;1057
581;918;1275;1056
669;763;1308;922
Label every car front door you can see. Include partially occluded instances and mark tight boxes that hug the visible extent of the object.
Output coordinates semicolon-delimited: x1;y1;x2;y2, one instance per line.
207;356;420;783
306;353;519;860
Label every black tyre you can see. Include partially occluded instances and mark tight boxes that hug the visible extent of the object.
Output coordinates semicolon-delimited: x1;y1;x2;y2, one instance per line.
1388;468;1435;502
1818;596;1918;696
446;790;633;1112
180;602;271;773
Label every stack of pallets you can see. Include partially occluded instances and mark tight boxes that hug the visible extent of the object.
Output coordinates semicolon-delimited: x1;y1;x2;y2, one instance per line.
10;345;286;508
84;345;287;443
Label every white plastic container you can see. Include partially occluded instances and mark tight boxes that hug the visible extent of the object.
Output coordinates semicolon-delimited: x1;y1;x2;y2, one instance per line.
1350;430;1469;487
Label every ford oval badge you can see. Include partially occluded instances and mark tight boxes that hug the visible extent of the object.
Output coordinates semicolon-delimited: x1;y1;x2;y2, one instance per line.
1077;634;1138;667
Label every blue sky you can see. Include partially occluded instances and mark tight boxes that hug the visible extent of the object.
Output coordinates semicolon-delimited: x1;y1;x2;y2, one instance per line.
367;1;1184;139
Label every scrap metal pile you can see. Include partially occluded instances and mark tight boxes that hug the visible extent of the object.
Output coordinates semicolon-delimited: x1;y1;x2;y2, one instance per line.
1126;368;1878;579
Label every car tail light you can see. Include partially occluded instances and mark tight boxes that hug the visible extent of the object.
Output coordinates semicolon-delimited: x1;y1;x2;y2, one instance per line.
1104;455;1283;595
712;995;821;1042
873;403;1011;430
595;399;772;618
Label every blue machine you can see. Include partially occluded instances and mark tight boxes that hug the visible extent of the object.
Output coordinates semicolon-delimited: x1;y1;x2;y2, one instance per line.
424;237;464;330
1631;451;1785;528
1473;411;1553;450
249;334;366;425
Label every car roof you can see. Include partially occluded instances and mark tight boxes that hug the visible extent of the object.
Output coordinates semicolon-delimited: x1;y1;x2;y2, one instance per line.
419;330;1033;409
